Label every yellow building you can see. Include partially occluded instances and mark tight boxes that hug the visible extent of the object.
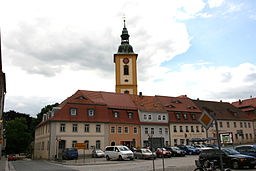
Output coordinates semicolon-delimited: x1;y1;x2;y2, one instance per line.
114;20;138;95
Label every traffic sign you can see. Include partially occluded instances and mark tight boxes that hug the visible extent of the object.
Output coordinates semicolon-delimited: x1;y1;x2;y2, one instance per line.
75;143;86;149
199;110;214;130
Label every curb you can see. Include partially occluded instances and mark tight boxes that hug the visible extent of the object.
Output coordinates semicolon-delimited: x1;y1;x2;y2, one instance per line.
49;160;120;166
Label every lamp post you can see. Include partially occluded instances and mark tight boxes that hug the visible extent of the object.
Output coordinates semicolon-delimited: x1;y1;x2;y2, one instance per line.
148;134;155;171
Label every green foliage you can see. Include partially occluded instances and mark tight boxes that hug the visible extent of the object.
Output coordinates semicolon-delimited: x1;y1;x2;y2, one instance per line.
5;118;32;154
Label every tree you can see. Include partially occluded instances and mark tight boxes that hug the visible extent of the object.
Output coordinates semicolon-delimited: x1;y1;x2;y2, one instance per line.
5;118;32;154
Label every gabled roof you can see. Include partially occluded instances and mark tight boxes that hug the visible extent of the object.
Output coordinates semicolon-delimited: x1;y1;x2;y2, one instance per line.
156;95;201;113
232;98;256;111
193;99;249;120
130;95;166;112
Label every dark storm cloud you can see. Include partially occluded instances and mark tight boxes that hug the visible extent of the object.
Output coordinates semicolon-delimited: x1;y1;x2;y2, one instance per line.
4;20;118;77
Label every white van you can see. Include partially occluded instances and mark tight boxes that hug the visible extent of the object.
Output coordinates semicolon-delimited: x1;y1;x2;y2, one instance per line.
105;146;134;160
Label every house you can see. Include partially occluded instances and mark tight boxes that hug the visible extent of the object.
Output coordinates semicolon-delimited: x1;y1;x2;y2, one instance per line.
194;99;254;144
131;94;169;149
156;95;206;146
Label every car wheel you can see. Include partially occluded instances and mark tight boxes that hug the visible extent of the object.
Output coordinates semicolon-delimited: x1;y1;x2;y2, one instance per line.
232;161;239;169
134;156;137;159
118;155;123;161
130;158;134;160
249;165;255;169
193;168;204;171
106;155;110;161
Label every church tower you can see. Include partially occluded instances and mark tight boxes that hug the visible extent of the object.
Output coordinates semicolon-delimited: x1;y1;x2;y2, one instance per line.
114;20;138;95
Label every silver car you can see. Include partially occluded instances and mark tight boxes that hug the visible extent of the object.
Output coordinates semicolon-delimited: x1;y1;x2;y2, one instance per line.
134;148;156;159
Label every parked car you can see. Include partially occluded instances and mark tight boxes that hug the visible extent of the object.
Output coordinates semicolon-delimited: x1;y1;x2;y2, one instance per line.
177;145;200;155
62;147;78;160
155;148;172;158
165;147;186;157
105;146;134;161
7;154;17;161
193;144;212;151
205;144;218;149
134;148;156;159
92;149;105;158
199;148;256;169
235;145;256;157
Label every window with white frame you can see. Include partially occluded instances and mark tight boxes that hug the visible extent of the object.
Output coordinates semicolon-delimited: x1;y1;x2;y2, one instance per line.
173;126;177;132
124;127;129;134
151;128;154;135
175;112;181;119
118;127;122;134
128;112;133;119
113;111;119;118
159;128;162;134
72;124;78;132
60;123;65;132
144;114;147;120
162;115;166;120
165;128;168;134
88;109;95;116
84;124;89;132
158;115;161;120
134;127;138;134
148;115;152;120
145;127;148;134
111;126;116;133
84;140;89;149
70;108;77;116
183;113;188;120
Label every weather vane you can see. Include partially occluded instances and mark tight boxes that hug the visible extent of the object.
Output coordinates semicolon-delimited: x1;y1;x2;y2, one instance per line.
122;14;126;27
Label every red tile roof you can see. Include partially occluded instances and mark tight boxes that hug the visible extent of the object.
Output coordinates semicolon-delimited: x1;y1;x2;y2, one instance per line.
232;98;256;112
193;100;250;120
130;95;166;112
156;95;201;113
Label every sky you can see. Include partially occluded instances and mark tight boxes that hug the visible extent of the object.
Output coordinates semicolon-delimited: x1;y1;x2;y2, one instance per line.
1;0;256;117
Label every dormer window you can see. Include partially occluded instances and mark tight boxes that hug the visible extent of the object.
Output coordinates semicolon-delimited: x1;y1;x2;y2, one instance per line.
187;106;196;109
175;112;181;120
128;112;133;119
124;90;129;94
70;108;77;116
88;109;95;116
183;113;188;120
76;96;86;100
113;111;119;118
172;100;181;104
191;113;196;120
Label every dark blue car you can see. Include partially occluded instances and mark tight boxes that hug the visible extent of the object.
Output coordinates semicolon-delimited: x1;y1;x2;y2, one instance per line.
235;145;256;157
62;147;78;160
177;145;200;155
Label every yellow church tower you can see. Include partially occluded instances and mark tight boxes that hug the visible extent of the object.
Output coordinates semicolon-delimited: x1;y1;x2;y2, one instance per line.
114;20;138;95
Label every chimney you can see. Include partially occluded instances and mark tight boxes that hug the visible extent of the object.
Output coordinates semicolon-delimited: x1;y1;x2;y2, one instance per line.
220;100;222;102
139;92;142;96
239;99;242;104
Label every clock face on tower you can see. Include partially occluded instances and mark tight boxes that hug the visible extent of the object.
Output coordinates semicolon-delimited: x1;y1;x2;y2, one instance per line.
123;58;129;64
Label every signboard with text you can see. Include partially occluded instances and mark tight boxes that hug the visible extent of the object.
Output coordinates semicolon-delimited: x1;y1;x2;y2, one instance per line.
220;132;233;144
75;143;86;149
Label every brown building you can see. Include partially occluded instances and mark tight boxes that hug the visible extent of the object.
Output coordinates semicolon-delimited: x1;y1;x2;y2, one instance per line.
232;98;256;142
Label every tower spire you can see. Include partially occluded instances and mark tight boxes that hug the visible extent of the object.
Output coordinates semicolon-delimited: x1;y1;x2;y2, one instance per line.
117;18;134;53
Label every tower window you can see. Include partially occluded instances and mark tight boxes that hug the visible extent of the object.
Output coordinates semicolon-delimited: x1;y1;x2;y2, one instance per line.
124;90;129;94
124;65;129;75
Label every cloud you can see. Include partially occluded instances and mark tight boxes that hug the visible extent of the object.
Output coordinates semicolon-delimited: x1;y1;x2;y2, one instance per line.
208;0;225;8
139;62;256;101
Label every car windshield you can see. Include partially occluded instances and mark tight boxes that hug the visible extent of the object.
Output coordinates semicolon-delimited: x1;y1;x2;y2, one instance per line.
172;147;179;150
96;150;103;153
118;146;130;151
222;148;240;155
158;148;166;151
142;149;152;153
